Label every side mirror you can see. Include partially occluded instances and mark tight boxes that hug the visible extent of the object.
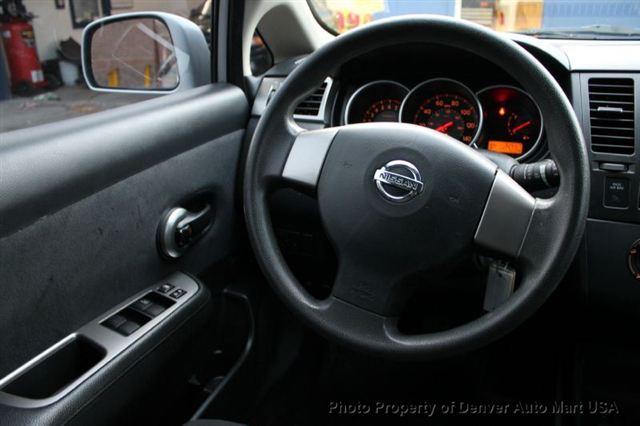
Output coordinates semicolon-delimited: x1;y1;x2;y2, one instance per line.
82;12;210;94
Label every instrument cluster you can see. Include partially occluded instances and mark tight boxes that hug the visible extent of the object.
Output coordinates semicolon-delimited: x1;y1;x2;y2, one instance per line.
343;78;543;160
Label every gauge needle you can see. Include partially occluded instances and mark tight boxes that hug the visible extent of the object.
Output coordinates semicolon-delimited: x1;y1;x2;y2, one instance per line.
512;120;532;134
435;121;454;133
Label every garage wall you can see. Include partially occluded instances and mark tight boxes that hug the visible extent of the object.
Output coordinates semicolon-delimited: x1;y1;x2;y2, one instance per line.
24;0;85;61
24;0;202;61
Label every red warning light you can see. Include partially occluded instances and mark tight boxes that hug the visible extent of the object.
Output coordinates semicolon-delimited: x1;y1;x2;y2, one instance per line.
498;106;506;116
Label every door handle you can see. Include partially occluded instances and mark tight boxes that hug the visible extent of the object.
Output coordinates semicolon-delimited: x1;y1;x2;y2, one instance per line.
158;204;213;258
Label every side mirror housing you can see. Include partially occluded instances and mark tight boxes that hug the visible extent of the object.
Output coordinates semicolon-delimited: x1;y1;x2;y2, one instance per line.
82;12;210;94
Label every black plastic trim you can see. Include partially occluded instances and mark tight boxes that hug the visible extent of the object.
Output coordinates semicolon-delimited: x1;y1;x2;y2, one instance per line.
190;289;255;421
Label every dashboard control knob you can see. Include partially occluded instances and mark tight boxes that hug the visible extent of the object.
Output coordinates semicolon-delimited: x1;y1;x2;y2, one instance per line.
628;240;640;281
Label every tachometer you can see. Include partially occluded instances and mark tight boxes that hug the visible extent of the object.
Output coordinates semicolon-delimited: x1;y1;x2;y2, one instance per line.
345;81;409;124
400;79;482;146
362;98;402;123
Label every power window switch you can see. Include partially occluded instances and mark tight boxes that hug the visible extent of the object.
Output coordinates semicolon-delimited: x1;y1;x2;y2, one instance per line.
170;288;186;299
157;283;174;294
145;303;166;317
118;320;141;336
103;314;127;331
131;297;153;312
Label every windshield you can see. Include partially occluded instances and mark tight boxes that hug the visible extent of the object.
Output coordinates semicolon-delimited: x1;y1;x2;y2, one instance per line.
308;0;640;39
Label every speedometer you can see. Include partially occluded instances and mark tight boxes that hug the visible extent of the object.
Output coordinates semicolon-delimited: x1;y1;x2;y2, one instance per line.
400;78;482;146
412;94;479;144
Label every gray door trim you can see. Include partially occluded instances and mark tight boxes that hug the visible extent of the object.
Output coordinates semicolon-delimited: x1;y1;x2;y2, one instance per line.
0;84;248;237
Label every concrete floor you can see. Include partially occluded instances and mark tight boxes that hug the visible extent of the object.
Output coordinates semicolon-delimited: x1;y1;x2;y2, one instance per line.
0;85;152;133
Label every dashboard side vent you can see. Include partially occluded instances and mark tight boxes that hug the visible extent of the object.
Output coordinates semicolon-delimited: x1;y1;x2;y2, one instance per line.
294;81;329;117
588;77;635;155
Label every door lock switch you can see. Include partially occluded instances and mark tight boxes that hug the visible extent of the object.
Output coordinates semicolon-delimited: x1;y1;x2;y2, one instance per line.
158;204;213;258
170;288;186;299
157;283;174;294
175;225;193;247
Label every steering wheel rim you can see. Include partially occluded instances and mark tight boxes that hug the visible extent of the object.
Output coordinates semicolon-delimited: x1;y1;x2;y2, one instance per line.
244;16;589;359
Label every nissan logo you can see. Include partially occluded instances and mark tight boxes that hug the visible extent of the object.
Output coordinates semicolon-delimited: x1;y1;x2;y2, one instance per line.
373;160;424;202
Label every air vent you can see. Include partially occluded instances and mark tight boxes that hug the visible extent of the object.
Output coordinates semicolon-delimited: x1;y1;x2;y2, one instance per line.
588;77;635;155
294;80;329;117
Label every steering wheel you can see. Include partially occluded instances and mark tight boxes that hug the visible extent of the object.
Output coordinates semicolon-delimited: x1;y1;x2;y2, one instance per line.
244;16;589;359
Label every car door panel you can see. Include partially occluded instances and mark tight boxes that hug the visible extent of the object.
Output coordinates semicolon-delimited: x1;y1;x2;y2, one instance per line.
0;84;248;379
0;84;246;236
0;273;212;426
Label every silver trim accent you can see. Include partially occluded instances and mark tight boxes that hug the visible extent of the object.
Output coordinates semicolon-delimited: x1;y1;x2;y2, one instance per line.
343;80;409;125
157;205;212;258
596;106;624;113
539;163;550;187
373;160;424;202
0;272;199;408
282;128;340;188
474;170;536;258
293;77;334;123
158;207;190;258
399;78;484;148
476;85;545;161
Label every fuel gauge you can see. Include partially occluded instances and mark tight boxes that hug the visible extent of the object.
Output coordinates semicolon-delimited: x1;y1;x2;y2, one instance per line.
508;112;536;142
477;86;543;160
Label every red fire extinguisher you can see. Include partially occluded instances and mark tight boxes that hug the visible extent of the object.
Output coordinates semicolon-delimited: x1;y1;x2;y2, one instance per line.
1;3;46;94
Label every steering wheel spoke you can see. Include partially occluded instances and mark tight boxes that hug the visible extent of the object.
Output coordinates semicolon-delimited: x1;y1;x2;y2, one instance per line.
330;256;412;317
474;170;537;259
317;295;403;356
516;197;559;268
281;128;340;191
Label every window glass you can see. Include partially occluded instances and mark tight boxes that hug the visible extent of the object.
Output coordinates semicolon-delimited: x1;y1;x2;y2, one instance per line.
0;0;212;133
184;0;273;75
308;0;640;39
251;31;273;75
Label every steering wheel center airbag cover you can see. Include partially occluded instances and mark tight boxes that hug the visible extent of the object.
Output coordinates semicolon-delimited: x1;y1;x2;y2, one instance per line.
317;123;497;313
